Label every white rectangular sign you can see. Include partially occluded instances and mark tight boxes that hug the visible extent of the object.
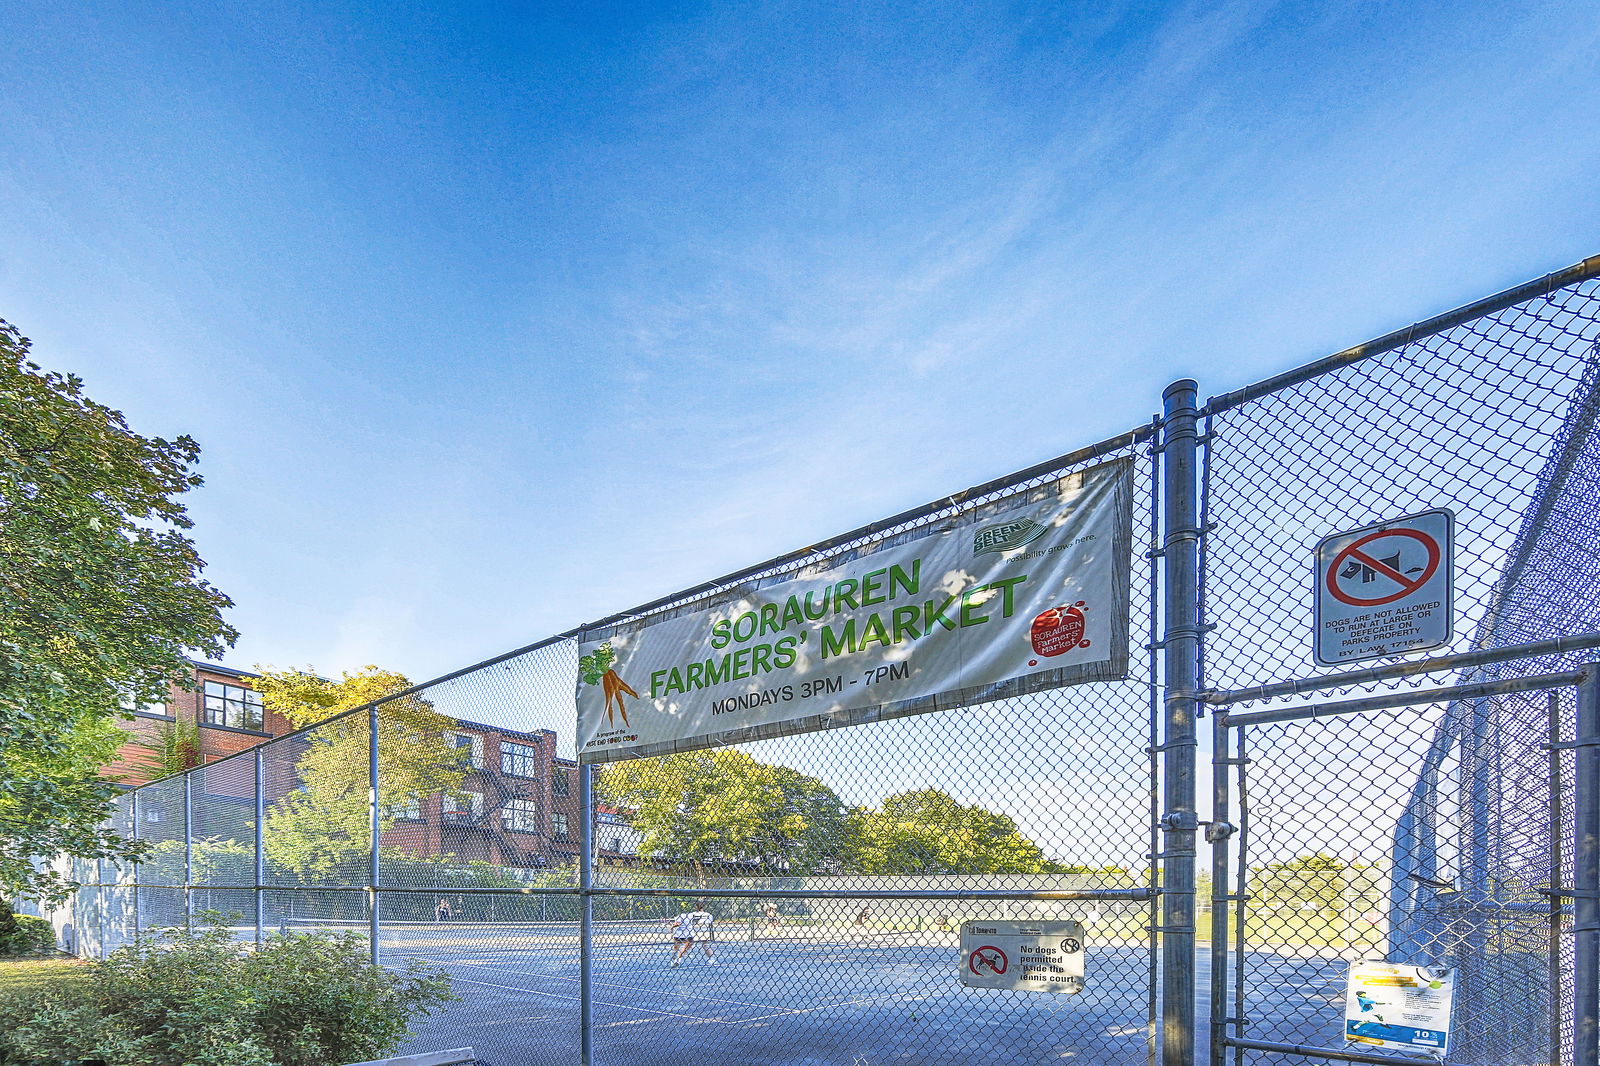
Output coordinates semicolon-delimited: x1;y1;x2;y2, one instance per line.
960;920;1085;994
576;459;1133;763
1345;960;1455;1056
1314;509;1453;666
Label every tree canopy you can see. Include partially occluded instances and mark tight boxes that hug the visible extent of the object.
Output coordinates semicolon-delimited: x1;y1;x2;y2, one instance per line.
254;666;465;882
598;750;850;879
845;787;1058;874
0;320;236;901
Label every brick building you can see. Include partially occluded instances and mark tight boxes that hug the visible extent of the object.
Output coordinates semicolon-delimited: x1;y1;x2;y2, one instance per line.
104;660;284;788
105;659;637;874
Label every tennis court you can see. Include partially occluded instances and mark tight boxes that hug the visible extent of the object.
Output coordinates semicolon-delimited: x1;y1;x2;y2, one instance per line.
381;918;1163;1065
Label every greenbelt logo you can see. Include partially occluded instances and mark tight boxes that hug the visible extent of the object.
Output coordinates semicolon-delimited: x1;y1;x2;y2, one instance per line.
973;517;1048;556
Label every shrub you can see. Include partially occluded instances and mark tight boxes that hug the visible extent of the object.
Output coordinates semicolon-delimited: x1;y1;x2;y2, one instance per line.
0;909;56;957
0;913;454;1066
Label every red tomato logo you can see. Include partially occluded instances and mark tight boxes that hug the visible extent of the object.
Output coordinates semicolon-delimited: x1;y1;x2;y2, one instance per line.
1031;602;1088;657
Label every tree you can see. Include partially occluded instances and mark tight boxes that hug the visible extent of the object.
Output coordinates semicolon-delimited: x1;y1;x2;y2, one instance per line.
254;667;466;882
845;788;1056;874
597;750;849;879
0;320;236;901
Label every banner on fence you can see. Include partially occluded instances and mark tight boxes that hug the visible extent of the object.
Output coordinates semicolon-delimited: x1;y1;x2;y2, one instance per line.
576;458;1133;762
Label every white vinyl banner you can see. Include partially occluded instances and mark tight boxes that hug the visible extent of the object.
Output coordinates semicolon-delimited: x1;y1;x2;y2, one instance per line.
576;458;1133;763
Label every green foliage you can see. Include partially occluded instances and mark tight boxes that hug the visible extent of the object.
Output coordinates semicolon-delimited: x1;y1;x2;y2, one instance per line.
598;750;849;877
578;642;616;686
139;717;203;777
253;667;466;883
0;902;54;957
0;320;236;902
845;788;1055;874
0;914;453;1066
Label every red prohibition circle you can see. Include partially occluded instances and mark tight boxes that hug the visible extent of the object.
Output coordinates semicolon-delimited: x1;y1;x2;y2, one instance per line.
1326;528;1441;608
968;945;1008;975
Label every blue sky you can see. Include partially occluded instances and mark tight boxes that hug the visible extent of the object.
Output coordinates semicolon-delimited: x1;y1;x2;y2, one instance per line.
2;0;1598;690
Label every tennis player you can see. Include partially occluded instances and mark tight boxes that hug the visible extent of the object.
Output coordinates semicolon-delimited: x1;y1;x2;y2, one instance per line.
665;900;715;967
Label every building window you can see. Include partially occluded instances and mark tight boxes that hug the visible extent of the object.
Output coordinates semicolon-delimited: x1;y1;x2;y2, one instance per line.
501;742;539;778
553;769;570;797
385;793;423;821
551;812;569;842
443;790;483;823
448;732;484;769
120;694;169;718
202;681;263;730
502;798;539;833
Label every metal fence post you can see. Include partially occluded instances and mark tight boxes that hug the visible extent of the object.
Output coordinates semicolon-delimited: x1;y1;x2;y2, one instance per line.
255;749;266;947
370;703;382;965
580;762;595;1066
1577;665;1600;1066
183;769;193;933
1160;378;1202;1066
130;789;141;943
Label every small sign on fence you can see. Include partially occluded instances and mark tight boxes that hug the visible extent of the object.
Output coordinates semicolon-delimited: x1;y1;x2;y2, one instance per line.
959;920;1085;994
1314;509;1453;666
1345;960;1454;1056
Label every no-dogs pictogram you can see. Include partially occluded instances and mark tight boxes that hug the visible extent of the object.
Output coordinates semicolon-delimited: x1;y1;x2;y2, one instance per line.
1326;528;1441;607
968;946;1008;976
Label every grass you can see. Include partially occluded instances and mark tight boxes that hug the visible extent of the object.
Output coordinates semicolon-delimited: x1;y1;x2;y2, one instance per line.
0;954;90;995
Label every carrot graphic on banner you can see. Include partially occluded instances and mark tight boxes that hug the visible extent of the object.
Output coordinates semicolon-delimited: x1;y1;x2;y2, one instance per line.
580;641;639;726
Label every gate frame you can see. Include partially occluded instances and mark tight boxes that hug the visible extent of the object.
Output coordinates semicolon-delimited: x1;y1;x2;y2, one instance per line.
1204;643;1600;1066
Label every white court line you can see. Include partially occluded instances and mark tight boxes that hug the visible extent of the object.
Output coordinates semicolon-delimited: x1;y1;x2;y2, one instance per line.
447;975;717;1022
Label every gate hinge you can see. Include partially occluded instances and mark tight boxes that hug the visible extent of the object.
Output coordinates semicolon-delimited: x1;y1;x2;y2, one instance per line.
1204;821;1236;844
1161;811;1201;832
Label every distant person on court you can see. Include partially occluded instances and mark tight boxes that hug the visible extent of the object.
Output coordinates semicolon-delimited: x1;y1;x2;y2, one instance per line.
665;900;715;967
435;898;453;922
763;901;780;933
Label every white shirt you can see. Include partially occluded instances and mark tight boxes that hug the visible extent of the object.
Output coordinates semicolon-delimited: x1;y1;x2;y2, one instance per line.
672;910;713;938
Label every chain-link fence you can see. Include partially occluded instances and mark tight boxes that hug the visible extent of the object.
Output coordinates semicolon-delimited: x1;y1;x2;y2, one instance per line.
18;255;1600;1066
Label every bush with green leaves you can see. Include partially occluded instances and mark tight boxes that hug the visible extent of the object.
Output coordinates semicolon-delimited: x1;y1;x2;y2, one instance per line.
0;913;454;1066
0;902;55;957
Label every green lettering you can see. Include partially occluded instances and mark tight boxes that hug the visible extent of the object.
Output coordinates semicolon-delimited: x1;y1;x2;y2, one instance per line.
774;636;799;668
704;655;730;686
889;560;921;599
804;589;831;620
710;619;732;649
750;643;772;674
650;669;668;698
661;667;686;696
733;647;752;680
987;574;1028;616
781;596;805;628
960;585;991;627
924;594;958;632
833;578;860;610
858;612;891;650
821;620;857;659
891;605;921;644
759;603;781;636
860;568;887;606
732;612;757;643
685;661;704;690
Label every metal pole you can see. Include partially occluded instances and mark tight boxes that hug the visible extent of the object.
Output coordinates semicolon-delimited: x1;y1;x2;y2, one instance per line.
1160;378;1202;1066
580;762;595;1066
369;704;382;965
1576;665;1599;1066
130;790;141;943
183;770;193;933
255;750;265;947
1551;691;1565;1066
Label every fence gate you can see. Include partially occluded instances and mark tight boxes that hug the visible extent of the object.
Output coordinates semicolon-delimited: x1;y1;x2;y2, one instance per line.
1199;262;1600;1066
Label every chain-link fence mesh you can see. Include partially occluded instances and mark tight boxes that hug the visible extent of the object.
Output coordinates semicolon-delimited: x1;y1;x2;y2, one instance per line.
1205;272;1600;1065
19;258;1600;1066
